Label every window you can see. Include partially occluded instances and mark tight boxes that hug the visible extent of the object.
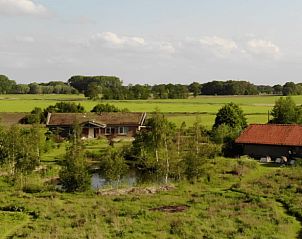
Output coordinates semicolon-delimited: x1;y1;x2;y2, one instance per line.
105;127;112;135
118;126;128;135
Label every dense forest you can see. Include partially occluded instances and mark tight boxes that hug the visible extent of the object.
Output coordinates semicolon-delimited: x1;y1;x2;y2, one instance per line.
1;74;302;99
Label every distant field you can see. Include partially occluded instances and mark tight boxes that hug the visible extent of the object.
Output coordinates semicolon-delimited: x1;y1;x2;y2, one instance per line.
0;94;297;127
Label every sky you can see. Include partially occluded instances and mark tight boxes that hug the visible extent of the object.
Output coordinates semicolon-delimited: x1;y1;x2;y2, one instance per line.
1;0;302;85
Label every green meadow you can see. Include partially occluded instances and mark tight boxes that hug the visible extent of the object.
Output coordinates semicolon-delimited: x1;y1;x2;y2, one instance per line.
0;94;296;127
0;155;301;239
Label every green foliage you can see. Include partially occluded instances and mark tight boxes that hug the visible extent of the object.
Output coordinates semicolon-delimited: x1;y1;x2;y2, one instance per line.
23;107;45;124
126;84;150;99
257;85;274;94
273;84;283;94
44;102;85;114
152;84;189;99
201;80;258;95
84;82;102;99
0;125;44;173
188;82;202;97
131;112;177;182
68;75;126;100
211;124;241;144
91;103;129;113
213;102;247;129
132;115;220;182
183;151;207;182
282;82;301;96
59;125;90;192
99;147;129;183
14;84;30;94
212;103;246;157
270;96;302;124
0;75;16;94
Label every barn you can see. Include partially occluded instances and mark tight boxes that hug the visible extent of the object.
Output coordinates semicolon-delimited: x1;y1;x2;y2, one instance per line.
46;112;147;139
235;124;302;158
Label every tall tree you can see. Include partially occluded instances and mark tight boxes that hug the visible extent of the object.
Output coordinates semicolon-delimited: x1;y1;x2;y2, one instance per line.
189;82;202;97
59;124;90;192
282;82;298;96
0;75;16;94
273;84;283;95
132;111;176;183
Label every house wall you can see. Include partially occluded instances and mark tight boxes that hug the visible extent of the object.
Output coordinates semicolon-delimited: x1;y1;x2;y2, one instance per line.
96;125;138;138
48;125;140;139
243;144;302;158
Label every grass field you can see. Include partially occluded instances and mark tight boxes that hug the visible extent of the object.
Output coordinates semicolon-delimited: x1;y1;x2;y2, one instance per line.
0;94;294;127
0;155;301;238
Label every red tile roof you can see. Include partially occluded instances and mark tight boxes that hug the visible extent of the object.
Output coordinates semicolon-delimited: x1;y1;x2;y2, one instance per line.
47;112;146;126
235;124;302;146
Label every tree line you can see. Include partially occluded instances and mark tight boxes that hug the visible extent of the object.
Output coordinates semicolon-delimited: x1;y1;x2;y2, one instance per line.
0;75;78;94
2;74;302;99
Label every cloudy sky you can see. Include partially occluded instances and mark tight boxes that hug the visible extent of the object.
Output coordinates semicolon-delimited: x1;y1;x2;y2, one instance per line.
1;0;302;85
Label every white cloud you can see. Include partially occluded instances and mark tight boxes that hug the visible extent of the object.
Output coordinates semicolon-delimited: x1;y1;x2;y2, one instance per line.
0;0;48;16
159;42;176;54
92;32;146;48
246;39;280;58
199;36;238;57
89;32;178;57
16;36;35;43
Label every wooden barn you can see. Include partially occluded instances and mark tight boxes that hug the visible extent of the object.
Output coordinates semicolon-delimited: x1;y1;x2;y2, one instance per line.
46;112;147;139
235;124;302;158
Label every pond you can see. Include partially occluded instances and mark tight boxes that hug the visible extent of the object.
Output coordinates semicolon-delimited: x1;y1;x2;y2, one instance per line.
91;168;139;190
91;168;165;190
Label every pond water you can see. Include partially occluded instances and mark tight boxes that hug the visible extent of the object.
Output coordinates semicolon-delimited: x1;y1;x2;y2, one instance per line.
91;169;139;190
91;168;164;190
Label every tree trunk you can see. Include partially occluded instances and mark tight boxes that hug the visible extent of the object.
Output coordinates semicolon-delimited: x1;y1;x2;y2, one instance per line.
164;138;169;184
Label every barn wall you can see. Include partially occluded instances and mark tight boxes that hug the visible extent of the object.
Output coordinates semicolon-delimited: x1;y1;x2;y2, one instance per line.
243;144;291;158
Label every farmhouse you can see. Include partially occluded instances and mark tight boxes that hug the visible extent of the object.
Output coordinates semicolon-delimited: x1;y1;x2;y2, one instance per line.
46;112;147;139
235;124;302;158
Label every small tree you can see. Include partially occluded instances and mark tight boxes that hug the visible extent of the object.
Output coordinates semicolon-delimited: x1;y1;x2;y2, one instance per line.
270;96;301;124
23;107;45;124
59;124;90;192
44;102;85;114
100;147;128;186
212;103;246;157
91;103;129;113
183;151;206;183
213;103;247;130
